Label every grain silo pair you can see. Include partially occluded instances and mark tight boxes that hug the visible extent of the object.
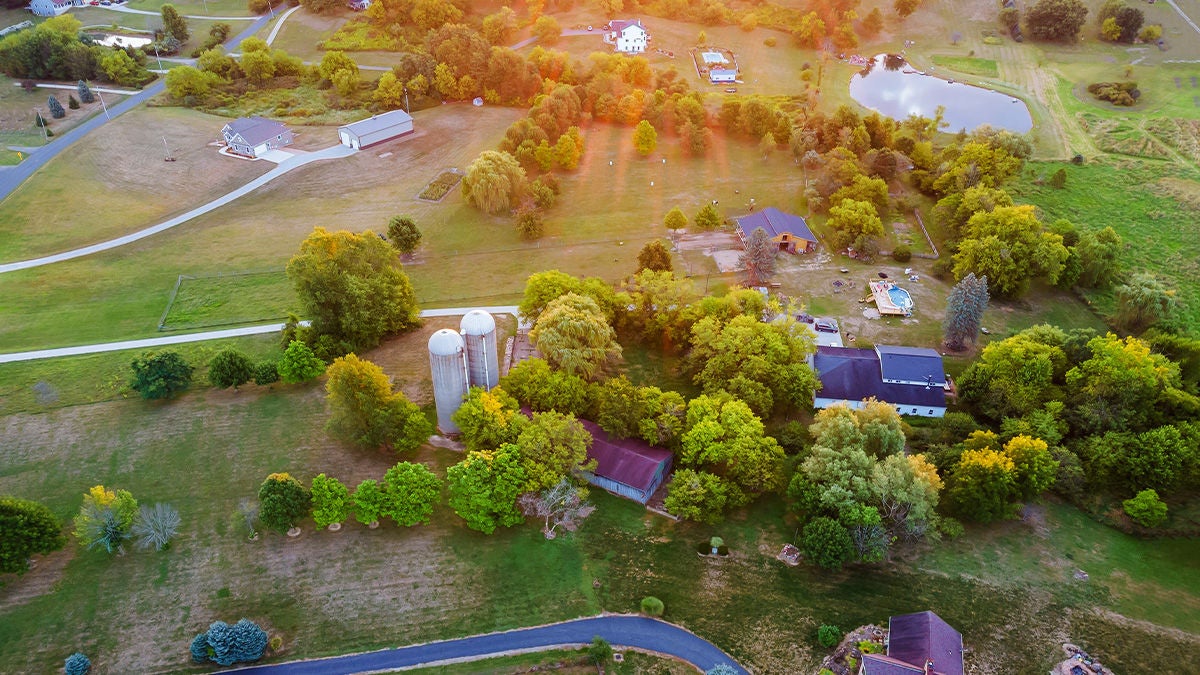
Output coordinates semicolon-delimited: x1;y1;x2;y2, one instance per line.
427;310;499;434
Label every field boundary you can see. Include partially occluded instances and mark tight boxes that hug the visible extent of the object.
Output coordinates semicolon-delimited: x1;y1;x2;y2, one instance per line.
158;268;289;332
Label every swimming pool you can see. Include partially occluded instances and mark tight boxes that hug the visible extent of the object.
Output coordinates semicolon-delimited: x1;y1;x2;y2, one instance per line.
888;286;913;312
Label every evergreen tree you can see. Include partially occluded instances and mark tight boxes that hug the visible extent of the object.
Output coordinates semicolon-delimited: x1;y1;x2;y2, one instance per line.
64;653;91;675
161;4;190;42
77;80;95;104
943;273;990;351
738;226;776;286
47;95;65;119
35;112;47;128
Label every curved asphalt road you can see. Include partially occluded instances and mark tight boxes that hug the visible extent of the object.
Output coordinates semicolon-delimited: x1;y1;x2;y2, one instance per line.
227;615;747;675
0;14;273;204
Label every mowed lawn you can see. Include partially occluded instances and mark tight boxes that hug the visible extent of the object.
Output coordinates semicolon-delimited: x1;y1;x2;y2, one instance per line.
0;321;1197;674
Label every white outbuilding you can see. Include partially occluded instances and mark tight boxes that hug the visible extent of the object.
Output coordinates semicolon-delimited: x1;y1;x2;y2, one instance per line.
338;110;414;150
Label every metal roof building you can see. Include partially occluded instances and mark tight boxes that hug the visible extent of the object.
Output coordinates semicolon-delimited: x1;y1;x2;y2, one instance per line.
862;611;964;675
578;419;673;504
813;345;947;417
338;110;414;150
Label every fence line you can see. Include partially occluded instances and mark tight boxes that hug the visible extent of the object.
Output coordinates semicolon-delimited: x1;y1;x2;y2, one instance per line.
912;208;939;259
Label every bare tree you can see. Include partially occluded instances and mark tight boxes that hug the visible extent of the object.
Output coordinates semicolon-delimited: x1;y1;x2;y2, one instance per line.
519;478;596;539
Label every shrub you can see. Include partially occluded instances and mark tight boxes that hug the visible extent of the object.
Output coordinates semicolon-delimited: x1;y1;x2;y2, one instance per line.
253;361;280;386
858;640;882;654
640;596;665;616
191;619;269;666
68;95;79;110
257;473;311;533
64;653;91;675
587;636;612;664
209;348;254;389
817;624;841;648
516;209;545;240
764;37;777;47
938;516;965;539
1123;489;1168;527
1087;81;1139;106
130;351;193;399
891;244;912;262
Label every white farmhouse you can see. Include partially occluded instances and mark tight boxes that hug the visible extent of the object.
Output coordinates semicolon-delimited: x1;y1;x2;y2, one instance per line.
29;0;71;16
609;19;647;54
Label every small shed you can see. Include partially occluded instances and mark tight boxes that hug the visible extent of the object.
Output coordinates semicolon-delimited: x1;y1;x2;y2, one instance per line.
709;68;738;84
338;110;414;150
734;207;818;254
579;419;673;504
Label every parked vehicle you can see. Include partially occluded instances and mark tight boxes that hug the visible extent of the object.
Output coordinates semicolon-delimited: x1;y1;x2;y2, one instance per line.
814;319;840;333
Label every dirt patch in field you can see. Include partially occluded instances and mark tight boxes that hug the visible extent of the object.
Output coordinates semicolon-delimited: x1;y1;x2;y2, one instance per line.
0;547;74;610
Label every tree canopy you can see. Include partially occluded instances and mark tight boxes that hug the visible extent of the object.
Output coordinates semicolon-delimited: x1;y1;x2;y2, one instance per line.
952;205;1068;298
324;354;432;452
1025;0;1089;41
446;444;526;534
0;496;64;575
461;150;527;214
530;293;623;380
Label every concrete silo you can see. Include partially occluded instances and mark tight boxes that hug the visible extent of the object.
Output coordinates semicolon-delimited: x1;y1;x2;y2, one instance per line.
460;310;499;391
428;328;468;434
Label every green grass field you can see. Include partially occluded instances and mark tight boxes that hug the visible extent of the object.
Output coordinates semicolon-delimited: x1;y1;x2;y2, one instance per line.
929;55;999;78
160;270;294;331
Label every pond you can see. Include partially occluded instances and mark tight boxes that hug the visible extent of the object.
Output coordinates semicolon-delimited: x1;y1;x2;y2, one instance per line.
848;54;1032;134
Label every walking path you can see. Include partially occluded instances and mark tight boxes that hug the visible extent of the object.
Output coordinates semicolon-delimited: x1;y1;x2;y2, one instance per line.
227;615;746;675
0;307;520;364
0;143;355;274
0;14;272;204
265;5;301;46
98;5;257;20
11;82;139;95
1163;0;1200;37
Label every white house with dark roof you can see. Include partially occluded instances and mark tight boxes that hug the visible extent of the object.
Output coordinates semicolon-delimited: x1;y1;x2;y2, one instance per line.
813;345;947;417
221;117;293;158
609;19;648;53
338;109;413;150
29;0;71;16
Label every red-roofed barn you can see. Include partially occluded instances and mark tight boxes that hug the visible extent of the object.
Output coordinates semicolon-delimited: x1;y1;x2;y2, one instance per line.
579;419;673;504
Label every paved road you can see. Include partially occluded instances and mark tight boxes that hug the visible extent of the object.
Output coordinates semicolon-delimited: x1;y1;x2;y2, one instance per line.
0;307;520;363
0;143;355;273
0;14;273;204
265;5;301;45
12;82;138;95
99;4;257;20
1163;0;1200;36
227;615;746;675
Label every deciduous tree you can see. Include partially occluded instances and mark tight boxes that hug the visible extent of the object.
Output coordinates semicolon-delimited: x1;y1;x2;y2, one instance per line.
664;206;688;232
637;239;673;273
694;203;723;230
530;293;622;380
516;412;594;491
680;395;787;497
532;15;561;44
664;468;734;524
131;351;193;400
160;4;190;42
351;479;385;526
519;477;596;538
446;444;526;534
386;215;421;256
1003;435;1058;499
324;354;432;452
461;150;527;214
827;198;884;257
633;119;657;156
453;386;529;451
209;348;254;390
499;358;591;416
952;205;1068;298
257;473;311;534
381;462;442;526
0;496;64;575
688;315;819;416
1114;272;1178;334
802;516;854;570
310;474;351;528
1123;488;1167;527
948;449;1019;522
1025;0;1089;41
73;485;138;553
278;340;325;384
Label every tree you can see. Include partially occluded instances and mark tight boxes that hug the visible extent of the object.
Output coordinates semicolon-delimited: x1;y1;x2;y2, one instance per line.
381;462;442;526
310;474;351;528
191;619;268;666
352;479;385;526
664;469;734;524
373;71;407;109
64;653;91;675
77;80;94;104
1066;334;1183;435
1114;273;1178;334
73;485;137;554
518;270;619;324
637;239;673;273
0;496;64;575
1003;435;1058;499
516;412;594;491
1110;5;1144;42
161;4;190;42
325;354;432;452
287;227;420;357
532;15;561;44
209;348;254;390
1139;24;1163;42
252;361;279;386
239;50;275;83
831;175;890;216
943;273;989;351
817;624;842;648
957;330;1068;421
47;95;65;119
1074;226;1122;288
862;7;885;36
1025;0;1089;42
130;503;180;551
802;516;854;570
516;208;544;240
694;203;723;230
679;395;787;498
664;206;688;232
518;478;596;538
588;636;613;665
453;387;528;452
554;128;583;170
481;7;517;45
446;444;526;534
257;473;311;534
500;358;592;416
952;205;1068;299
68;94;79;110
386;215;421;256
827;199;884;257
130;351;193;400
871;453;942;538
688;315;819;416
278;340;324;384
1123;488;1167;527
530;293;622;380
318;50;358;83
165;66;221;101
461;150;527;214
738;227;776;286
948;449;1019;523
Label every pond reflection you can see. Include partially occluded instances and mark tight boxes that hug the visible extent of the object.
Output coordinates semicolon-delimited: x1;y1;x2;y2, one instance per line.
848;54;1032;134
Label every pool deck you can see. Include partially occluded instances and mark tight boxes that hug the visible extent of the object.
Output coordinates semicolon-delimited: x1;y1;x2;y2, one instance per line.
870;280;912;316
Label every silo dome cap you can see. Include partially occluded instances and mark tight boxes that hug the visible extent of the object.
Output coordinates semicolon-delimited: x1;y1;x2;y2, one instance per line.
460;310;496;335
428;328;465;355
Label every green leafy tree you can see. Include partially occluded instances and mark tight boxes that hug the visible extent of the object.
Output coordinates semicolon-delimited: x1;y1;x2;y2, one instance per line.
239;50;275;83
663;468;734;524
324;354;431;452
257;473;311;534
278;340;325;384
287;227;420;357
1114;273;1178;334
615;270;701;350
641;596;665;616
802;516;854;570
516;208;545;240
1123;488;1167;527
1003;435;1058;499
481;7;517;45
372;71;407;109
694;203;723;230
932;142;1022;195
664;206;688;232
817;624;842;647
73;485;138;554
130;351;193;400
453;387;529;452
587;636;613;665
530;293;622;380
943;273;990;351
386;216;421;256
160;4;190;42
633;120;657;156
532;15;561;44
953;205;1068;298
637;239;673;273
446;444;526;534
688;315;819;416
461;150;527;214
679;395;787;497
0;496;64;575
352;479;386;526
1074;226;1122;288
208;348;254;390
64;653;91;675
957;330;1068;421
1066;334;1183;435
130;503;180;551
499;358;592;416
310;474;351;528
1025;0;1089;41
519;270;619;324
827;198;884;257
165;66;221;101
515;412;594;491
381;462;442;526
871;453;943;537
948;449;1019;522
252;361;279;386
842;503;889;562
317;50;358;83
738;227;776;286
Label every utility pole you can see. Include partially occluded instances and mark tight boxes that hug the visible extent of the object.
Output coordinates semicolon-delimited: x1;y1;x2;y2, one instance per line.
34;108;47;144
153;43;163;71
96;88;110;120
404;85;410;113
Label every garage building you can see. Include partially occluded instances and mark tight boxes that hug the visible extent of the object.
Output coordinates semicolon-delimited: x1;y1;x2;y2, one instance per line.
338;110;414;150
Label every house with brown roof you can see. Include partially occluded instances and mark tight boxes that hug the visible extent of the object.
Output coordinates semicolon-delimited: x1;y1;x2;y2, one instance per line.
578;419;672;504
221;117;293;158
861;611;964;675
